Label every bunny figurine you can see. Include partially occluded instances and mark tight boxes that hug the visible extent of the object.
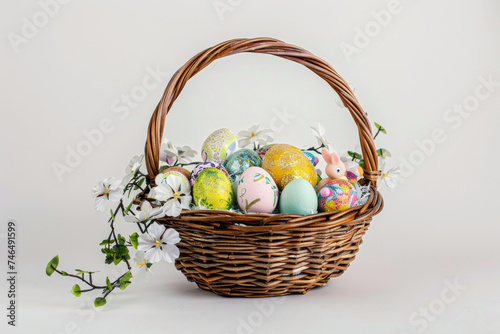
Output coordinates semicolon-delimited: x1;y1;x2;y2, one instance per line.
315;148;347;192
316;148;359;212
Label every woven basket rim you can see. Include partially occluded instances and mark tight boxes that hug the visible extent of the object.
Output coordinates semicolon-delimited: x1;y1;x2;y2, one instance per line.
158;184;383;232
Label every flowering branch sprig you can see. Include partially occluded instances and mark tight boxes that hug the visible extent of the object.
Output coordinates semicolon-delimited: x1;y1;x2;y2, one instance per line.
46;155;182;307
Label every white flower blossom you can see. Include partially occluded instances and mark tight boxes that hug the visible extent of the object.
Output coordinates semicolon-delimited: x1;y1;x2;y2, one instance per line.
310;123;331;150
122;155;143;185
91;177;123;212
149;174;192;217
238;125;273;148
124;201;164;223
378;162;400;190
137;223;180;263
130;251;152;277
159;139;197;165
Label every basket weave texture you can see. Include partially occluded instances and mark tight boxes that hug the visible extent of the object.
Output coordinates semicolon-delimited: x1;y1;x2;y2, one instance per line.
144;38;384;297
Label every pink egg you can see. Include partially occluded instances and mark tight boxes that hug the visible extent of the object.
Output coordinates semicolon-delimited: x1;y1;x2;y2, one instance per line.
237;167;278;214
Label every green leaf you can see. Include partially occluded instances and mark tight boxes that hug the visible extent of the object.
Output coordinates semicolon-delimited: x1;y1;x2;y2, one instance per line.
106;277;112;291
134;178;145;190
377;148;392;159
46;255;59;276
347;151;363;161
159;165;169;173
110;209;116;221
374;122;387;134
60;271;68;276
99;239;115;246
359;160;365;168
119;280;132;290
129;233;139;249
94;297;107;308
117;234;126;246
120;271;132;282
123;201;134;215
119;271;133;290
74;269;98;275
71;284;81;297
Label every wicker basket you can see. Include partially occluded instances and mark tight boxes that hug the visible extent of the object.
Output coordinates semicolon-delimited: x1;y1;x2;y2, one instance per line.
144;37;384;297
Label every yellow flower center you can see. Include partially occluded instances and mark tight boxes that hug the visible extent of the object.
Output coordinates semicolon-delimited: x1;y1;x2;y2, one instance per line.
251;131;255;137
155;240;160;247
136;257;148;269
174;191;181;198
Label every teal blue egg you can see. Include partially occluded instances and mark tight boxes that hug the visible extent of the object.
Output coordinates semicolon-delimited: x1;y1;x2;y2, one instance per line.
223;149;262;181
279;179;318;215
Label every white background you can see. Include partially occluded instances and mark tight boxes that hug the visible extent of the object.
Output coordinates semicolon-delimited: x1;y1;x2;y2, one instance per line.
1;0;500;333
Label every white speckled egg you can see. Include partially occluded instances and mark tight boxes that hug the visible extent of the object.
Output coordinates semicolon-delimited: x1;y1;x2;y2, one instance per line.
201;128;238;163
237;167;278;214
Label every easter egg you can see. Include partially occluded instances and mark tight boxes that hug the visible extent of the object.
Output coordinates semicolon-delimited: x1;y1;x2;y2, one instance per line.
190;161;229;186
193;168;234;210
201;128;238;163
157;170;191;191
262;144;317;190
255;144;274;159
318;179;358;212
302;151;319;167
237;167;278;214
161;166;191;180
223;149;262;181
278;179;318;215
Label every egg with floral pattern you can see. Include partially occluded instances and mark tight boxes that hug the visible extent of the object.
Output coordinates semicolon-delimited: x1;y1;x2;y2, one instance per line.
190;161;229;186
237;167;278;214
318;179;358;212
223;149;262;181
193;168;233;210
201;128;238;163
262;144;317;191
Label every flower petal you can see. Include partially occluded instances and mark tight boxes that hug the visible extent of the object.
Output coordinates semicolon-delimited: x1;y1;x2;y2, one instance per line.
94;196;107;212
141;201;153;215
124;215;138;223
137;233;155;251
163;200;182;217
154;183;174;201
147;222;165;240
162;228;181;245
166;174;181;192
145;247;163;263
179;195;192;209
161;244;180;263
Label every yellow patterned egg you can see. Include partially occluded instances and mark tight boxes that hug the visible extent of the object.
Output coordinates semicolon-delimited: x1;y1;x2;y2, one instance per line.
262;144;317;190
193;168;234;210
201;128;238;163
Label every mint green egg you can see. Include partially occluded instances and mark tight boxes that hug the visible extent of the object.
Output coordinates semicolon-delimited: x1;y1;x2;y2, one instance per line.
278;178;318;215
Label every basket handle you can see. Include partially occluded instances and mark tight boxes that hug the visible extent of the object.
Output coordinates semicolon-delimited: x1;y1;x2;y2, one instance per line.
145;37;381;185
